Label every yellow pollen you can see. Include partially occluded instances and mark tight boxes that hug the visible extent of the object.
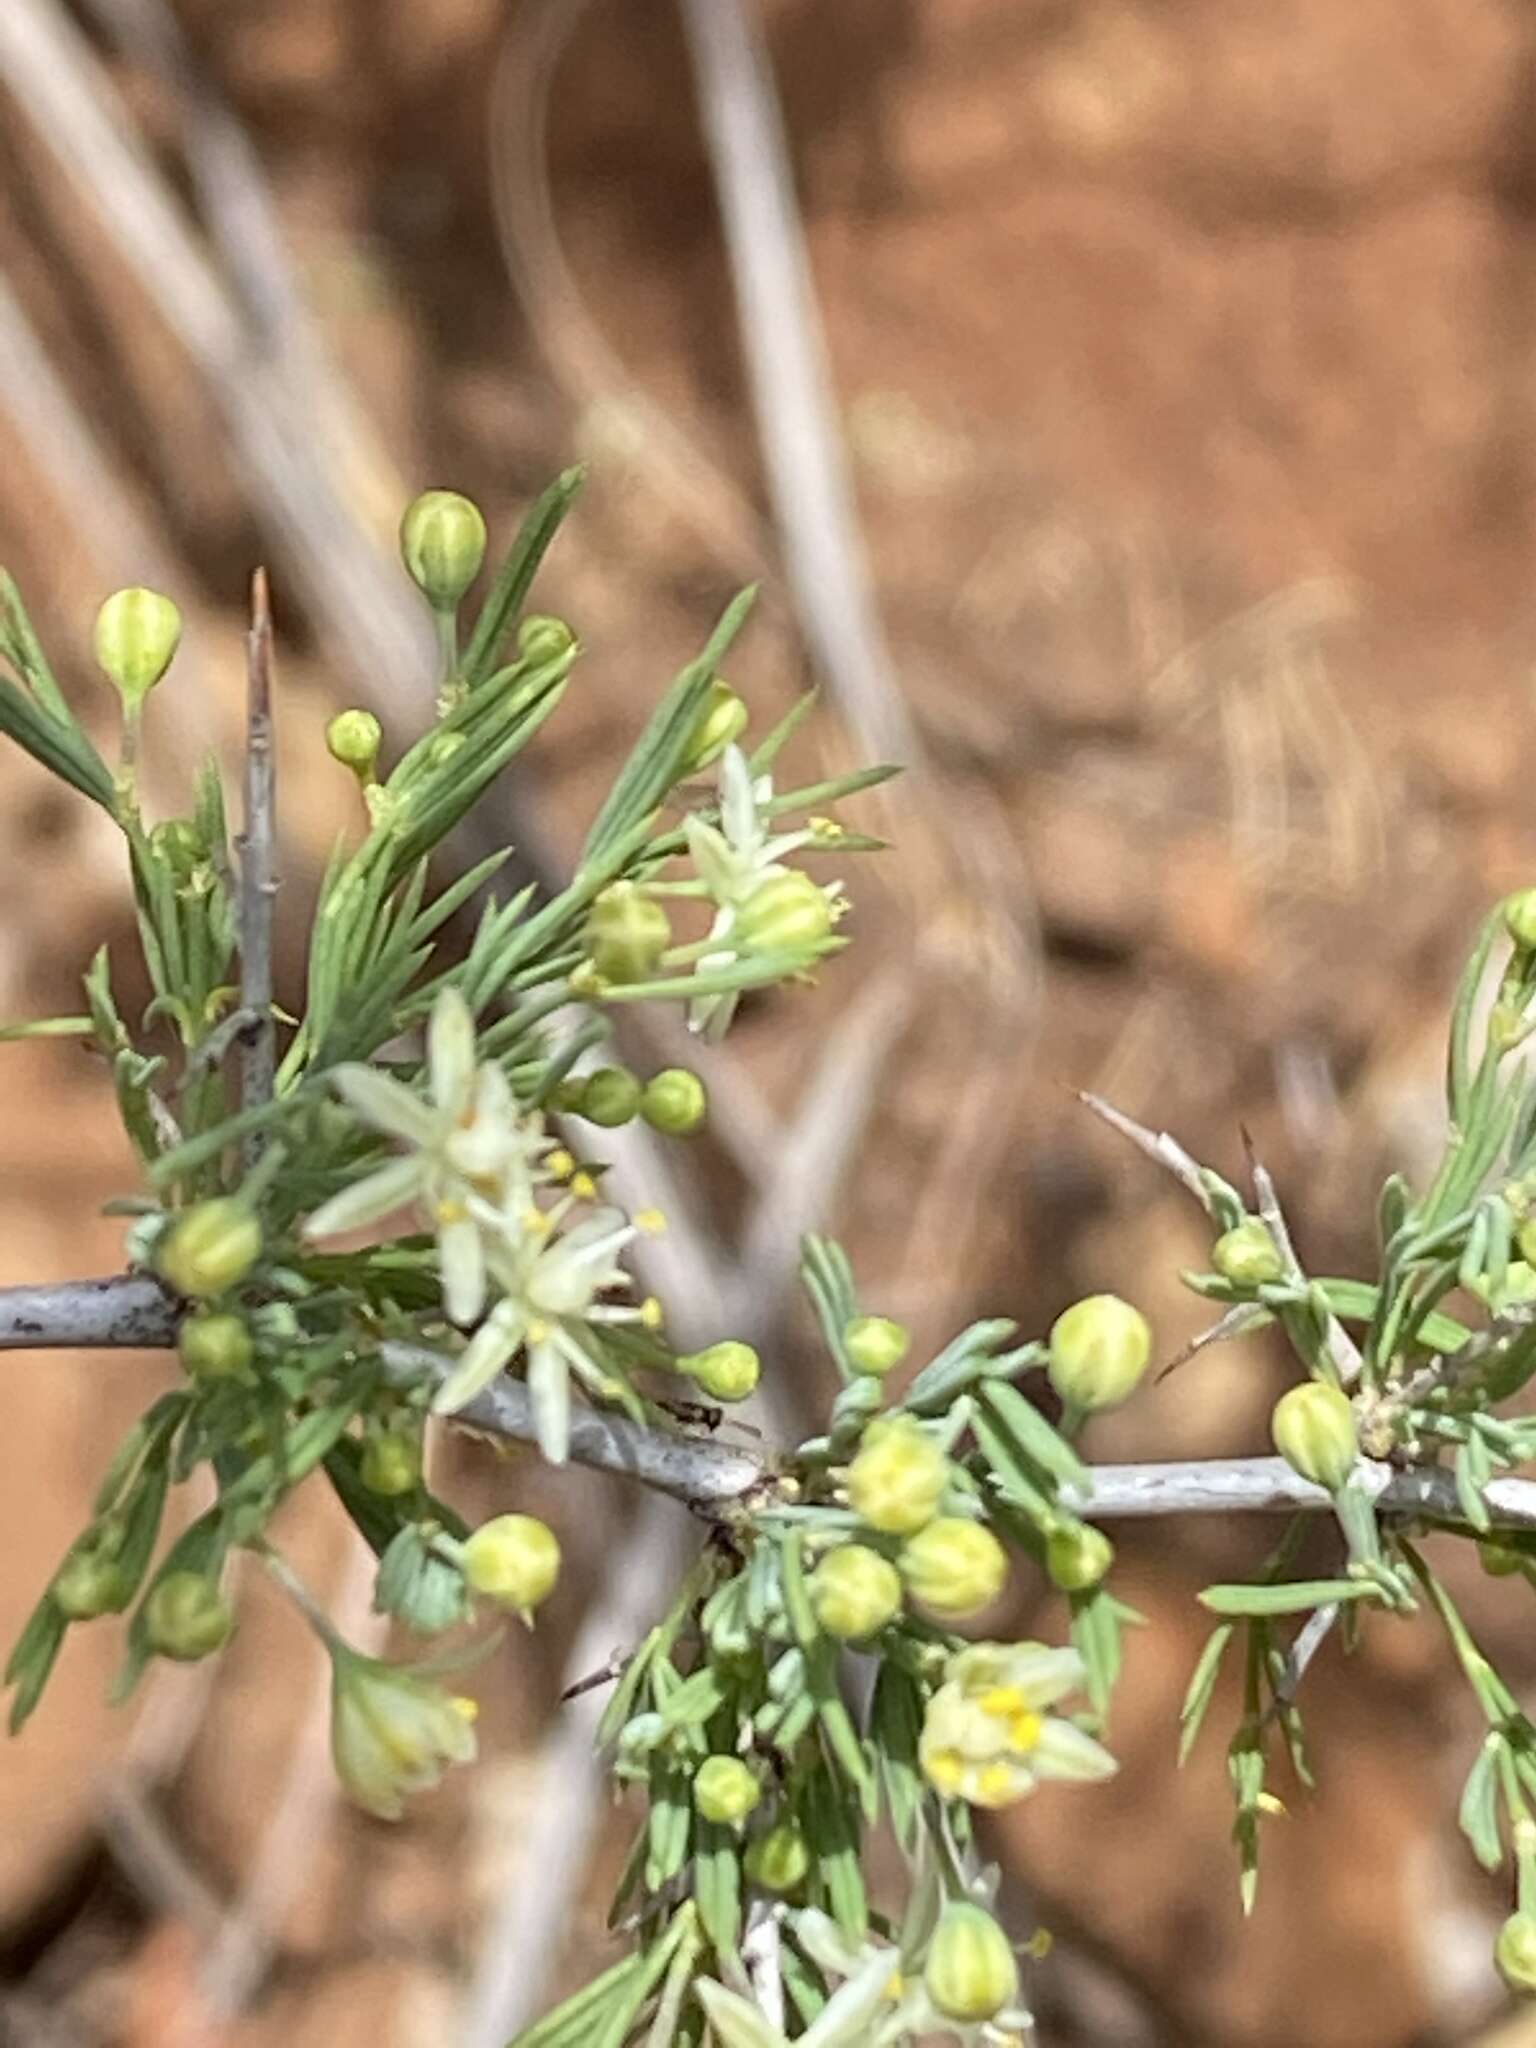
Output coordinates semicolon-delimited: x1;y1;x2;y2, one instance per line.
884;1971;904;2001
976;1761;1018;1804
924;1749;963;1794
1256;1791;1287;1817
979;1684;1028;1717
526;1319;550;1345
521;1207;552;1237
640;1296;665;1331
451;1696;478;1723
570;1172;599;1201
809;815;844;841
546;1149;576;1179
1007;1710;1043;1753
636;1207;667;1235
435;1199;468;1226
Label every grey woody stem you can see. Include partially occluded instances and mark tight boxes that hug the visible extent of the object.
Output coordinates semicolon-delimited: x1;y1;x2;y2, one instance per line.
7;1274;1536;1531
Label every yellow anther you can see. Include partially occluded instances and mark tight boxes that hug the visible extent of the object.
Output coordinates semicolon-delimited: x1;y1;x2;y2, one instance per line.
527;1319;550;1345
451;1696;479;1723
809;815;845;842
640;1296;665;1331
570;1171;599;1201
979;1685;1027;1718
435;1199;469;1226
925;1749;963;1794
635;1207;667;1235
977;1761;1017;1804
521;1207;553;1237
546;1148;576;1179
884;1971;904;2001
1008;1711;1042;1752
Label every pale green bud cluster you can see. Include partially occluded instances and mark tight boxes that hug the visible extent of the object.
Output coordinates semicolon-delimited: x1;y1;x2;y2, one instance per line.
640;1067;707;1135
462;1514;562;1618
1047;1294;1152;1412
736;871;833;954
585;882;671;984
94;586;182;707
1046;1523;1114;1591
678;1340;759;1402
1270;1382;1357;1493
1505;890;1536;954
809;1543;902;1638
692;1753;760;1826
899;1516;1009;1618
1211;1218;1284;1287
146;1571;234;1661
361;1430;422;1497
326;708;382;783
743;1818;809;1892
843;1313;910;1377
1498;1911;1536;1993
846;1419;950;1534
924;1901;1020;2023
157;1200;261;1300
178;1310;254;1383
517;614;576;665
683;678;748;770
399;489;487;610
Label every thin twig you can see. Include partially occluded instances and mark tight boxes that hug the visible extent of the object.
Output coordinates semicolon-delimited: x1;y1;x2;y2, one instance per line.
237;568;277;1158
1077;1088;1215;1212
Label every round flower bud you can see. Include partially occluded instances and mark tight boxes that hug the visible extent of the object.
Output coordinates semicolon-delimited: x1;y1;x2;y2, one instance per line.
1047;1295;1152;1413
517;614;576;666
399;490;487;609
810;1544;903;1639
462;1514;561;1617
361;1430;422;1497
640;1067;708;1136
1506;891;1536;954
1211;1219;1285;1288
843;1314;910;1377
1497;1912;1536;1994
149;818;206;877
847;1420;949;1535
54;1550;128;1621
178;1310;254;1383
585;883;671;985
684;679;749;771
158;1199;262;1300
1479;1539;1525;1578
94;586;182;707
744;1820;810;1893
326;708;382;781
1270;1382;1357;1494
579;1065;643;1127
146;1571;234;1662
1046;1523;1115;1592
736;872;833;955
692;1754;761;1828
679;1340;759;1403
925;1902;1019;2023
899;1517;1009;1619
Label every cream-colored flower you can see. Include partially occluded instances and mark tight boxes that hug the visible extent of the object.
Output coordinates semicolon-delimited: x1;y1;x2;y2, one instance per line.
919;1642;1116;1809
329;1646;477;1820
302;987;551;1324
429;1201;644;1461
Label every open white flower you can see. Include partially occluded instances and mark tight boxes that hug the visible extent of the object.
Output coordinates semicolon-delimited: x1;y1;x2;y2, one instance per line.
429;1202;644;1460
919;1642;1116;1809
695;1939;898;2048
302;987;551;1325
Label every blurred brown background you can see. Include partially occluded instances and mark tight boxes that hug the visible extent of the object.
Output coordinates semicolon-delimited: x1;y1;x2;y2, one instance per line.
1;1;1535;2043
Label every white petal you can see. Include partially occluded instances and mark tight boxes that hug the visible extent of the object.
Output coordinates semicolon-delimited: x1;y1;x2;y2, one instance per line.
332;1064;438;1146
431;1304;525;1414
428;987;476;1114
685;814;738;902
438;1215;486;1325
1031;1715;1118;1783
802;1950;904;2048
693;1980;788;2048
527;1340;571;1464
302;1155;425;1240
792;1911;866;1981
718;744;759;848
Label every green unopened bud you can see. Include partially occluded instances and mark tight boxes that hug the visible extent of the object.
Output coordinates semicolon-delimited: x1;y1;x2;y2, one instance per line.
462;1514;561;1617
684;679;749;771
843;1314;910;1377
1479;1538;1524;1578
585;883;671;984
517;614;576;666
846;1419;949;1535
1498;1912;1536;1994
326;708;382;782
1519;1218;1536;1271
54;1549;128;1621
736;871;833;955
1046;1523;1115;1592
679;1340;759;1403
743;1819;810;1893
1506;891;1536;954
640;1067;708;1136
94;586;182;706
146;1571;234;1661
158;1199;261;1299
399;490;487;610
899;1516;1009;1618
692;1754;761;1827
361;1430;422;1497
149;818;206;877
178;1310;254;1383
579;1065;643;1127
1047;1294;1152;1413
810;1543;903;1639
1211;1219;1285;1287
925;1902;1019;2023
1271;1381;1357;1493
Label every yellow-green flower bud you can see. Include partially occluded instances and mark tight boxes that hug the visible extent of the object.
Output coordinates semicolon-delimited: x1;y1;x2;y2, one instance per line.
399;490;487;609
924;1902;1019;2023
1270;1381;1357;1494
1046;1523;1114;1592
326;708;382;781
585;883;671;985
54;1549;128;1620
517;614;576;665
1506;891;1536;954
809;1543;903;1639
736;872;833;955
1047;1294;1152;1413
684;679;749;771
692;1754;761;1827
899;1517;1009;1619
640;1067;708;1136
158;1199;261;1300
146;1571;234;1661
844;1314;910;1377
743;1819;810;1893
462;1513;561;1617
579;1065;643;1127
679;1340;759;1403
846;1420;949;1535
330;1648;477;1819
94;586;182;706
1519;1217;1536;1270
1211;1219;1284;1287
178;1310;254;1383
361;1430;422;1497
1479;1538;1525;1578
1498;1912;1536;1994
